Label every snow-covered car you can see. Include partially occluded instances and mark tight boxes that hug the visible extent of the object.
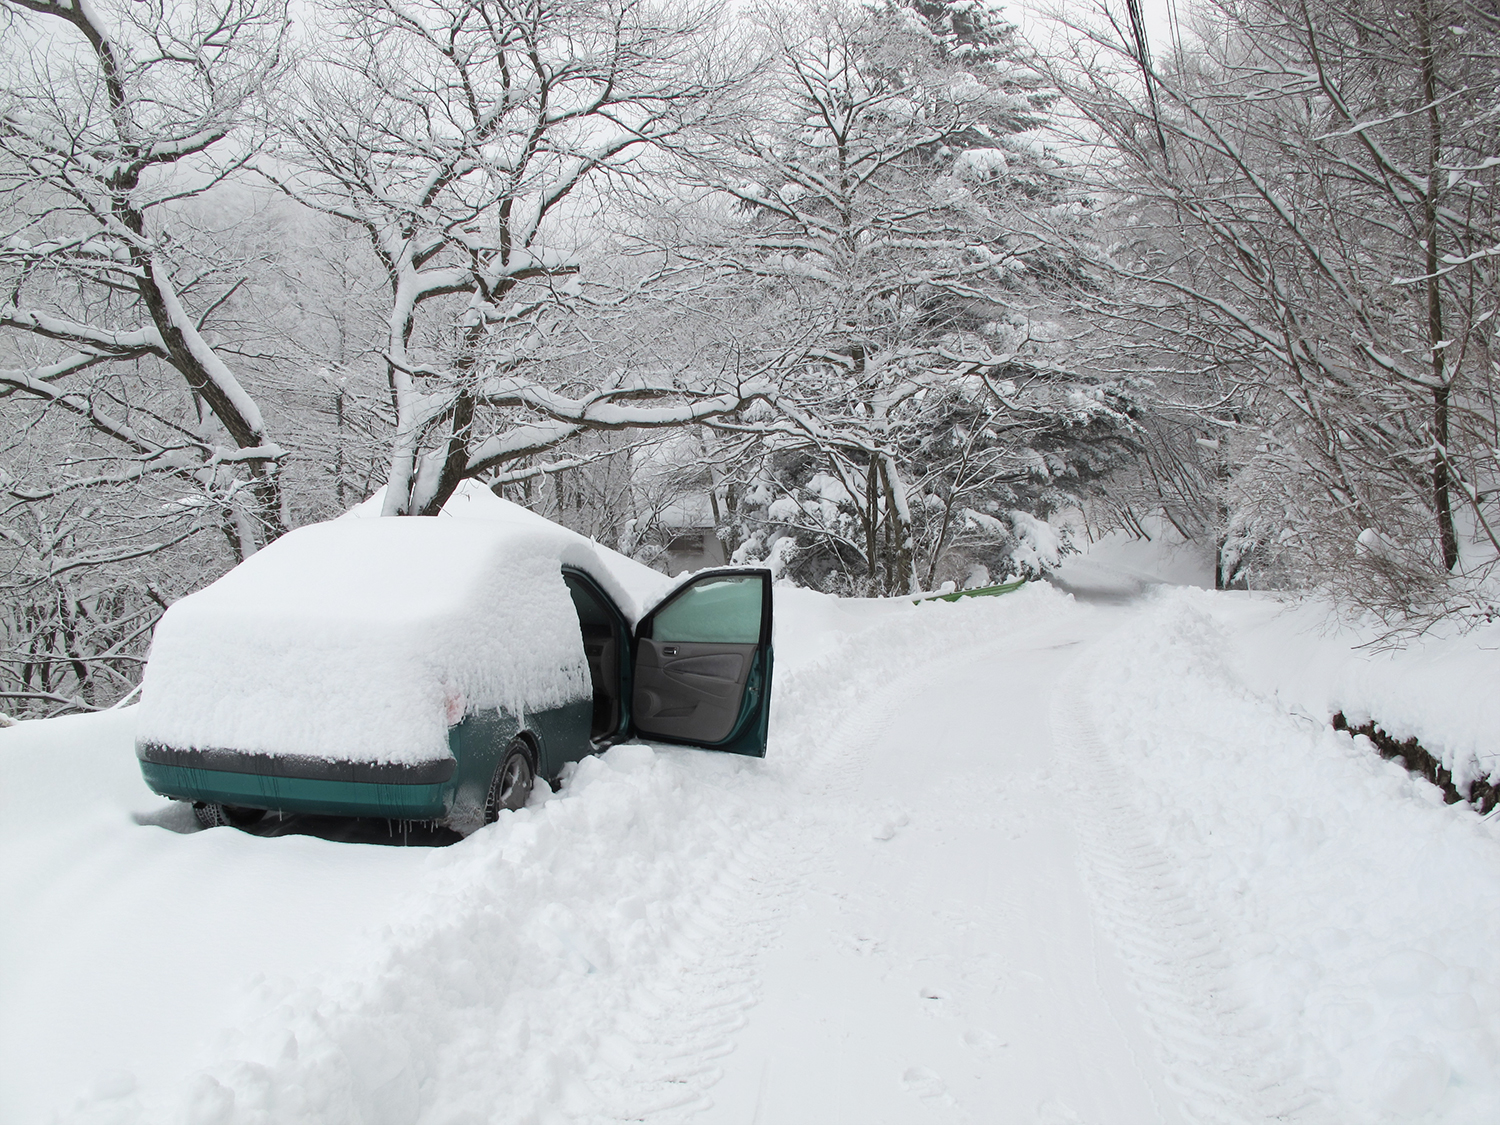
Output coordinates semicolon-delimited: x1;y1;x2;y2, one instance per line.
134;488;773;831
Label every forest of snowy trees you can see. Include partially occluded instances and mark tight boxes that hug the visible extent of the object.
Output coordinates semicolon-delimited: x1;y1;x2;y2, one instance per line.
1;0;1496;715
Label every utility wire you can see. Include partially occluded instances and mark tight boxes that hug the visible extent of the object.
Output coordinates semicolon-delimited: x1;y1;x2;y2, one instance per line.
1166;0;1185;65
1124;0;1170;160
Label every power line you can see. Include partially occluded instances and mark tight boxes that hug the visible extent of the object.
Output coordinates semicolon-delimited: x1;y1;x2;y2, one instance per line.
1123;0;1169;159
1165;0;1186;65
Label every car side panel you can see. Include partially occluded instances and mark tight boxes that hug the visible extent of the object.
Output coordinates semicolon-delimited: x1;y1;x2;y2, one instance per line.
526;698;594;779
402;697;591;822
446;708;523;822
137;698;594;825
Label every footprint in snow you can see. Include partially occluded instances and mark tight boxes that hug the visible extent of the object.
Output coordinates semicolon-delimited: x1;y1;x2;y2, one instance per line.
917;985;952;1018
962;1027;1007;1055
833;931;882;956
900;1065;956;1107
872;810;910;841
1036;1096;1088;1124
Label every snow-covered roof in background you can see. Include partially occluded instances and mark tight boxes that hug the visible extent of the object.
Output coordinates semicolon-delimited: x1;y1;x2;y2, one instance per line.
625;430;703;483
137;483;672;765
657;492;716;530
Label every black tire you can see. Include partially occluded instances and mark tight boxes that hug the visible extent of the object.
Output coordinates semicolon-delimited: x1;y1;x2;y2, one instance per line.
192;802;266;829
223;805;266;827
484;740;535;823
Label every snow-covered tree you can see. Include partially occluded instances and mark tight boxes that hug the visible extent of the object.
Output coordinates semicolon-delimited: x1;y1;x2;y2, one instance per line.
1046;0;1500;616
267;0;773;520
0;0;301;714
677;0;1137;593
0;0;292;553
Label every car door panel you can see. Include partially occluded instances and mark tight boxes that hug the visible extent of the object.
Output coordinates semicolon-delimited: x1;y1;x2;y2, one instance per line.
661;650;745;686
631;569;773;757
633;640;757;742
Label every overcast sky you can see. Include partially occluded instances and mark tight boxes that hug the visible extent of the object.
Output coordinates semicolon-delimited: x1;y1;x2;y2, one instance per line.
1015;0;1192;57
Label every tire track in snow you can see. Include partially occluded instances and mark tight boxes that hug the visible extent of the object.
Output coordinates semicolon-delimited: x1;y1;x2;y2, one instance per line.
656;601;1129;1125
579;606;938;1123
1050;634;1327;1125
562;830;791;1123
589;597;1081;1123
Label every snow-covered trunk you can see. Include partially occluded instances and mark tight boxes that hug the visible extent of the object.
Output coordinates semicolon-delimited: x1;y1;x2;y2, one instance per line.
863;458;881;596
417;388;475;517
416;318;488;517
1214;450;1232;590
381;263;424;517
136;255;285;545
851;453;919;597
878;454;919;596
1417;0;1458;572
924;485;960;591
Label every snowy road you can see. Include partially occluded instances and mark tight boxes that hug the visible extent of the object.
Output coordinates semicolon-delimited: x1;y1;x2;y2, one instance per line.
707;614;1180;1124
5;584;1500;1124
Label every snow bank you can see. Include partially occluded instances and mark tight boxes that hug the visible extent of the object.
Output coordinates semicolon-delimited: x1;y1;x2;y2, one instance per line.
0;707;142;821
1084;588;1500;1122
1198;593;1500;791
1055;526;1497;788
0;707;446;1125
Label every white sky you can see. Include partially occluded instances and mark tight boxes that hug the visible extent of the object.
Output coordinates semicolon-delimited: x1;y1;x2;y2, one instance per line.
1012;0;1191;57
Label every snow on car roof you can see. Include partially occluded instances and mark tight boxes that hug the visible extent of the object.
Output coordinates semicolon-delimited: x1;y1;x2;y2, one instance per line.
137;485;673;765
344;481;671;624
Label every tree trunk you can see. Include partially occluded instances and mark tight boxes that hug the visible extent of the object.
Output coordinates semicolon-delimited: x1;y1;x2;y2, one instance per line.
1418;0;1459;571
877;455;918;596
864;458;881;596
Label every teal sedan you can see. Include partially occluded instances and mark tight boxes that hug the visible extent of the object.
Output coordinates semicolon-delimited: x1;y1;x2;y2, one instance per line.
135;500;772;832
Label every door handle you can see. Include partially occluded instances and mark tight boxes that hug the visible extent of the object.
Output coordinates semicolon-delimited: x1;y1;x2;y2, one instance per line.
662;645;678;656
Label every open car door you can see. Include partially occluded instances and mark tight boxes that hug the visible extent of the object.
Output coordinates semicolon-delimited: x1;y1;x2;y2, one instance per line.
631;568;773;757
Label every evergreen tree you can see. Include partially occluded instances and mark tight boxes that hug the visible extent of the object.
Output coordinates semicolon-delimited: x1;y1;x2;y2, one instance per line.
686;0;1136;593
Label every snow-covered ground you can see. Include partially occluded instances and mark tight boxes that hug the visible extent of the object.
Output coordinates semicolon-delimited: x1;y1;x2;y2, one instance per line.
4;546;1500;1124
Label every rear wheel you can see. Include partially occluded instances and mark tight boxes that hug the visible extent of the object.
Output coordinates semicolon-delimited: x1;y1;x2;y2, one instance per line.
192;802;266;829
484;741;535;823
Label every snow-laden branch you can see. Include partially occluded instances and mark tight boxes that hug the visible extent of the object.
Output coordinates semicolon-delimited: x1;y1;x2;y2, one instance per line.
0;367;163;456
479;376;775;430
147;263;270;446
0;307;166;359
44;526;201;580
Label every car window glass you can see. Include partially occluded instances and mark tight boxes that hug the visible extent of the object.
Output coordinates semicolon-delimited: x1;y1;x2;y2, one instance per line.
566;573;614;627
650;576;762;644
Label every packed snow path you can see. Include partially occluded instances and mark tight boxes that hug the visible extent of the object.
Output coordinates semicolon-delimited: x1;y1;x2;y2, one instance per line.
706;615;1183;1124
5;585;1500;1124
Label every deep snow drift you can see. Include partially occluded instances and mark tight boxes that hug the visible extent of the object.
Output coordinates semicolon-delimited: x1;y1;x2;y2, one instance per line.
4;563;1499;1124
1059;589;1500;1124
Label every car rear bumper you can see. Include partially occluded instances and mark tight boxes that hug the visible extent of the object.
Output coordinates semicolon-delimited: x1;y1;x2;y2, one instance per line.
137;743;455;819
